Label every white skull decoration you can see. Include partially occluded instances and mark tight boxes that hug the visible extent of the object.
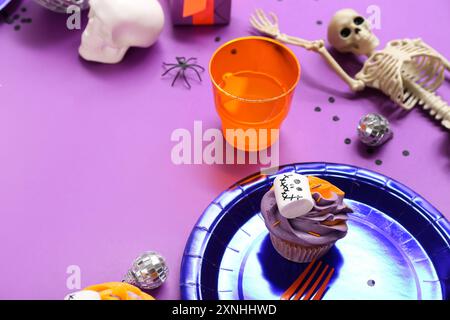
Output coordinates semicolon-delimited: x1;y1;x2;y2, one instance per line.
79;0;165;64
327;9;380;56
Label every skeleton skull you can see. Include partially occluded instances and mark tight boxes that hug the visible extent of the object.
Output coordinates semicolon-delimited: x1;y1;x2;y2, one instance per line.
327;9;379;56
79;0;164;64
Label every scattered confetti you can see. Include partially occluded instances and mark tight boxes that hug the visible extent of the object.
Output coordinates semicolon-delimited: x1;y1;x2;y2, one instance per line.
402;150;410;157
1;6;32;31
314;106;321;112
344;138;352;145
332;115;340;122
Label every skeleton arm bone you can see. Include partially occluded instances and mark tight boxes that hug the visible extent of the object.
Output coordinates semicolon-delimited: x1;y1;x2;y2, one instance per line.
250;10;365;92
275;33;318;50
280;36;366;92
316;44;366;91
250;10;317;51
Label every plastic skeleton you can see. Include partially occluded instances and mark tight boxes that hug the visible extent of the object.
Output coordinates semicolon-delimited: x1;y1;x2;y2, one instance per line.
250;9;450;129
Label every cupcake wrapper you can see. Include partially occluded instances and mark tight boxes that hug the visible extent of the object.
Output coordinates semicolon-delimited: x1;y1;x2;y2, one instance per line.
270;234;334;263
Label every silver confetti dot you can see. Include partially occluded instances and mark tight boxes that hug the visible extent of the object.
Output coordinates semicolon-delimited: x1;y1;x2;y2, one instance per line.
123;251;169;290
357;113;393;147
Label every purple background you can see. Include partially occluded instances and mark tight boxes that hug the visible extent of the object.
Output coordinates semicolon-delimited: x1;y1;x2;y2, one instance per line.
0;0;449;299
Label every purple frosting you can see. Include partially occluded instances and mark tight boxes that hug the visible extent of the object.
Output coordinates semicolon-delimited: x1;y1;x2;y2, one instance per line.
261;189;352;247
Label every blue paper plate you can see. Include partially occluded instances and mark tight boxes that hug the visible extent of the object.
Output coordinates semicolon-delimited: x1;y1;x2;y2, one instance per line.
0;0;13;11
180;163;450;300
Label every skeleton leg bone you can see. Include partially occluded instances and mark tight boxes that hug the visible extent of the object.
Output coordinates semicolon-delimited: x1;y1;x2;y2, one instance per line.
403;78;450;130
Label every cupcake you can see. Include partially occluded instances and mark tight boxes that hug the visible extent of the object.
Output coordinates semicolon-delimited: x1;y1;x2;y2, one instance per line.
261;173;352;263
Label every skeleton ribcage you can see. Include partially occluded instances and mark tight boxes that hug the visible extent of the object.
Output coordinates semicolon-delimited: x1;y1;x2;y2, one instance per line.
356;39;446;110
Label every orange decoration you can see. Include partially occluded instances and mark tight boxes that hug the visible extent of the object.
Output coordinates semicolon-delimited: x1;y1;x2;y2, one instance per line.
308;177;346;226
281;260;316;300
307;176;344;199
209;36;300;151
192;0;214;25
321;219;345;226
183;0;215;25
182;0;208;17
84;282;154;300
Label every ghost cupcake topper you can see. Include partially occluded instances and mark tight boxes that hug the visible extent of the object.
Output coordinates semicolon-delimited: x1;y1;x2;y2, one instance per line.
251;9;450;130
273;173;315;219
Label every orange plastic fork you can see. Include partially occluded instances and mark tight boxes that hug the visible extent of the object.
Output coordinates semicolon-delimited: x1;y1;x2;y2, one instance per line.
312;267;334;300
280;259;316;300
280;260;335;301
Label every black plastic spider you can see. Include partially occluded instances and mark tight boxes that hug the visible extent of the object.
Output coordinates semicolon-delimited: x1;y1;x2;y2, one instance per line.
162;57;205;89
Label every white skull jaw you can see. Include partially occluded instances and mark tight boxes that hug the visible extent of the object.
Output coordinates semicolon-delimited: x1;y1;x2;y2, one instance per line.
327;8;380;56
79;0;165;64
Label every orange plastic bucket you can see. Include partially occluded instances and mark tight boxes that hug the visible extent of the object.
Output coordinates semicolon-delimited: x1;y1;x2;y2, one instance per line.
209;36;300;151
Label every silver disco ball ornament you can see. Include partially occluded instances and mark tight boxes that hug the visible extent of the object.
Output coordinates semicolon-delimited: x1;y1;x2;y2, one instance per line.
33;0;89;13
357;113;393;147
123;251;169;290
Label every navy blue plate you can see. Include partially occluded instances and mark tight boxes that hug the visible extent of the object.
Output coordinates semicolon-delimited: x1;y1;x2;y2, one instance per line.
181;163;450;300
0;0;13;11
